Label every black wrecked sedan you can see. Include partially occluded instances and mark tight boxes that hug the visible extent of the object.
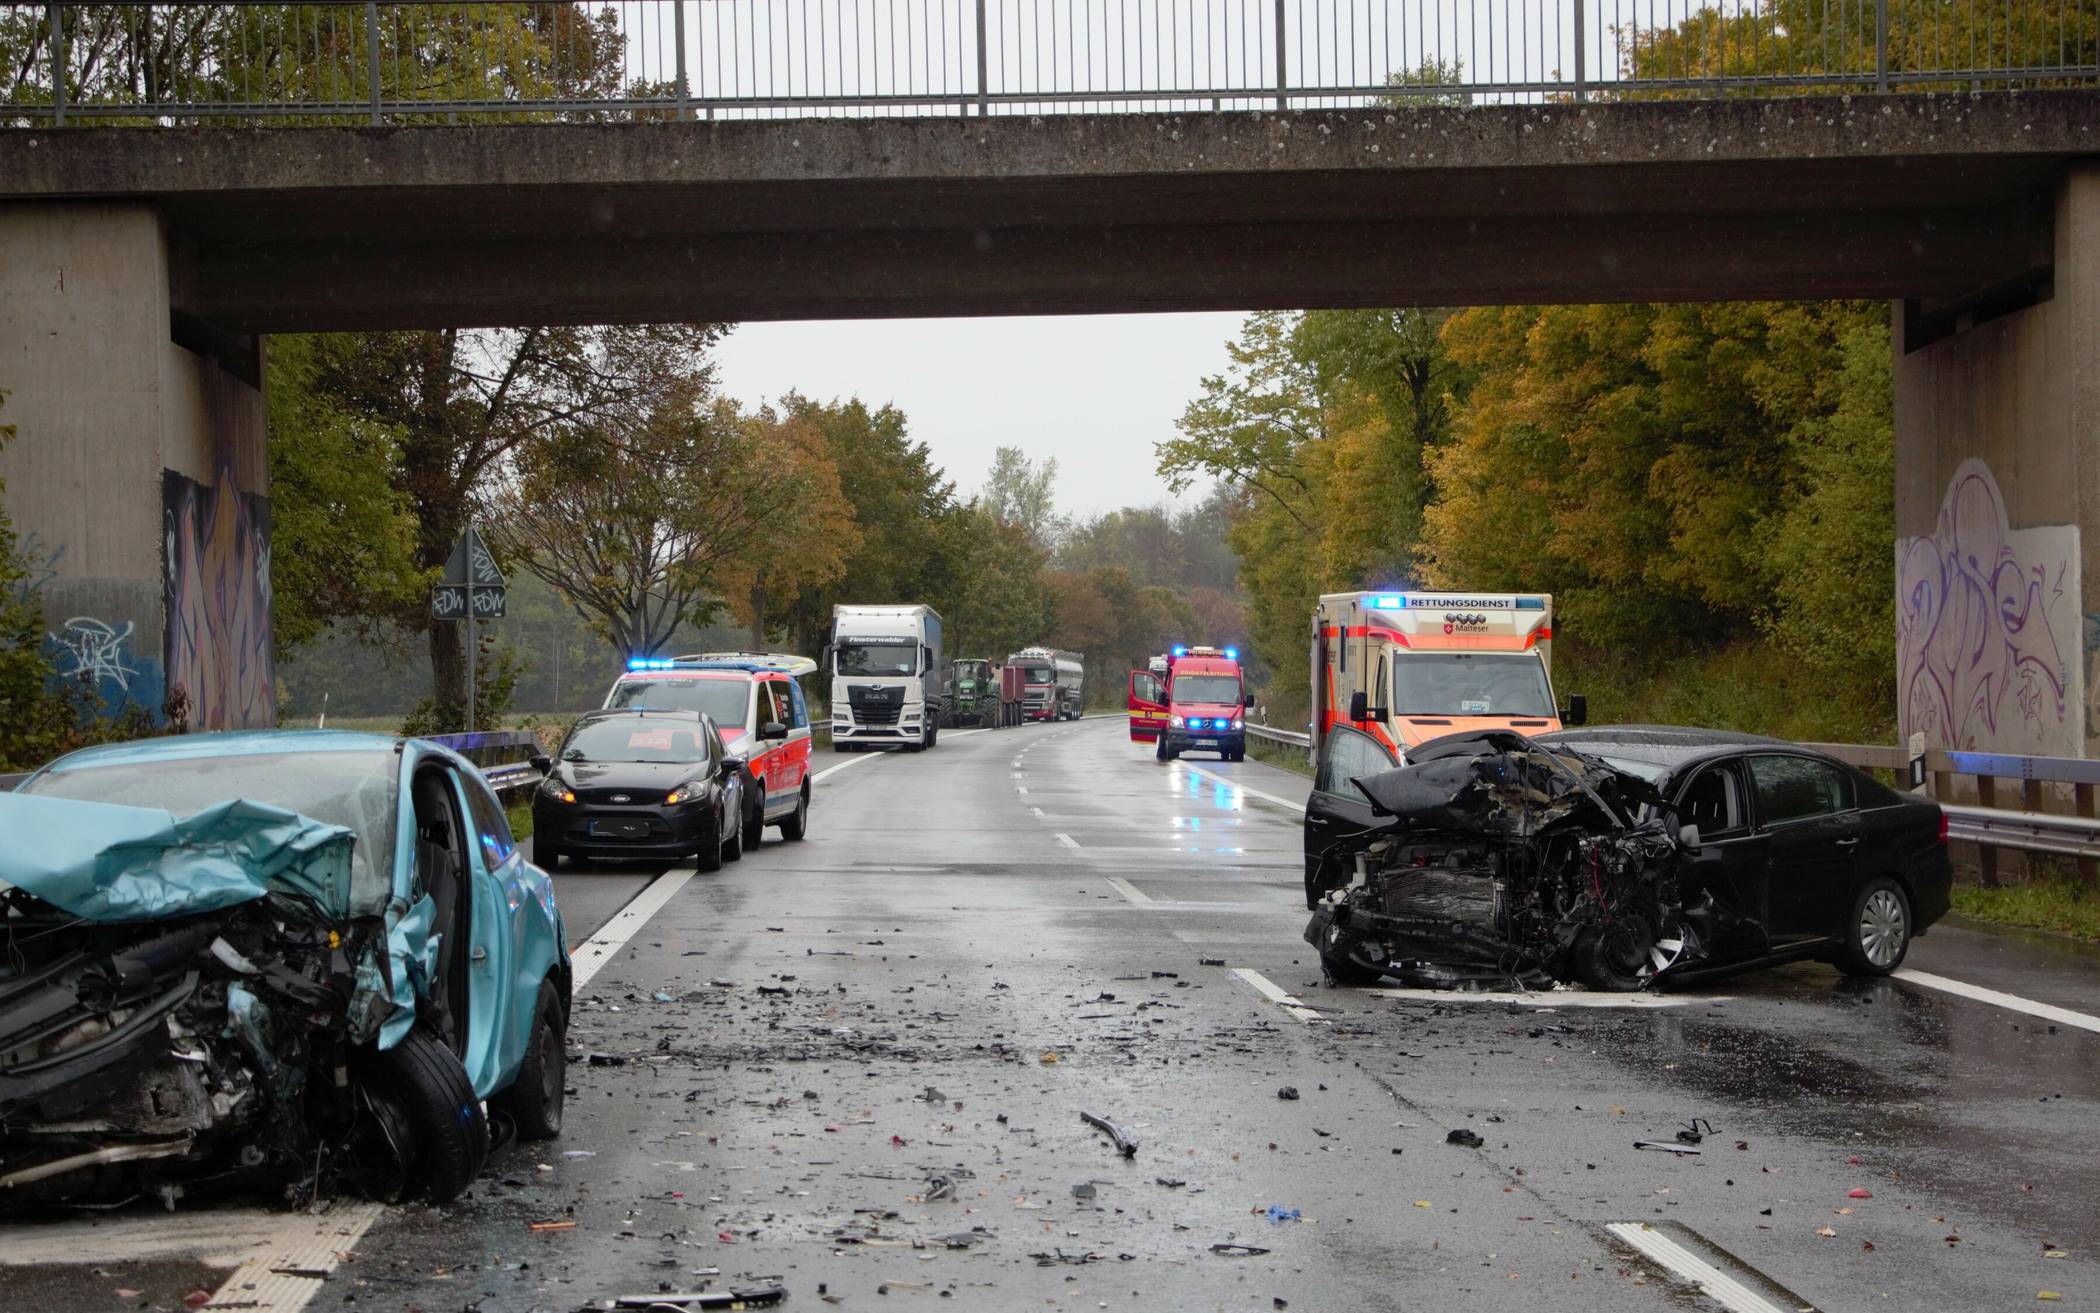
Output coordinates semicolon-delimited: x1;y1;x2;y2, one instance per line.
530;709;746;872
1304;726;1951;992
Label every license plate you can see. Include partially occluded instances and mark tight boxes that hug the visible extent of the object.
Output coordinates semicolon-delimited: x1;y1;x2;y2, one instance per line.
589;819;650;839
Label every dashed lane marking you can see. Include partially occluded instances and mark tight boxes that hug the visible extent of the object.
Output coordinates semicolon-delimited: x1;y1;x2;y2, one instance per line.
1604;1223;1796;1313
1894;968;2100;1035
572;864;700;991
1230;967;1327;1024
1175;762;1304;814
810;751;884;785
1053;832;1080;849
1104;875;1156;905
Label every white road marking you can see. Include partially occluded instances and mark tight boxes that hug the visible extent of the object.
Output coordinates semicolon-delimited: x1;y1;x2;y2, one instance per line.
1176;762;1304;813
1230;967;1327;1024
1365;987;1715;1009
1053;832;1080;849
1104;875;1155;905
203;1201;389;1313
1894;968;2100;1035
1016;787;1029;795
1030;806;1045;817
1605;1223;1793;1313
810;751;884;785
571;865;699;990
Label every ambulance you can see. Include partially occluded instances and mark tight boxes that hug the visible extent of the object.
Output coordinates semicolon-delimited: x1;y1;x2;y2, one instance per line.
1311;591;1585;764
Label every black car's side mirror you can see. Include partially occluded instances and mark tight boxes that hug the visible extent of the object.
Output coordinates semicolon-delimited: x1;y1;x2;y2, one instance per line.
760;720;788;741
529;753;553;774
1564;694;1588;727
1243;693;1256;708
719;755;747;777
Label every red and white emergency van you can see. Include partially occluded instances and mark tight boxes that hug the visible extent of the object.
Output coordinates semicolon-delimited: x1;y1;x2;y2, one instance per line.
1128;645;1252;761
602;653;820;847
1311;591;1584;765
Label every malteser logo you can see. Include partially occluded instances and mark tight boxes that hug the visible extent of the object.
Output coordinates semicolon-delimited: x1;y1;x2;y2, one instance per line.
1442;612;1490;634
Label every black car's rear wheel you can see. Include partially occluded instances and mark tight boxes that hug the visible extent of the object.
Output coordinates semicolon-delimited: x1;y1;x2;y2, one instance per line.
742;789;765;851
1838;877;1911;977
491;977;566;1140
697;810;724;873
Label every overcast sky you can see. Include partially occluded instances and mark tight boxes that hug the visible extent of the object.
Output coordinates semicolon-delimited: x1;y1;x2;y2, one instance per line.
712;312;1246;520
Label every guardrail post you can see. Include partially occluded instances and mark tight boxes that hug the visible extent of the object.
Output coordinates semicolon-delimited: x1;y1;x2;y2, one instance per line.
975;0;989;115
365;1;382;125
1273;0;1287;110
2078;783;2097;888
47;1;65;126
674;0;692;119
1976;774;2000;886
1572;0;1587;103
1874;0;1889;92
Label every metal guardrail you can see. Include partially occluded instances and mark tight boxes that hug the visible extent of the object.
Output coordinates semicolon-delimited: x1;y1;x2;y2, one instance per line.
1247;723;1311;749
3;0;2093;126
421;728;545;800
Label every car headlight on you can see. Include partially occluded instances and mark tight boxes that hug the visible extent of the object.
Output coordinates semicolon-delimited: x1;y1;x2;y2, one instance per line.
1231;717;1244;730
540;779;576;804
665;782;710;805
1170;715;1184;728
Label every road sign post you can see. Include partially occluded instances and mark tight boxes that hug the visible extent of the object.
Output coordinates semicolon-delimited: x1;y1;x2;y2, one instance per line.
432;523;506;732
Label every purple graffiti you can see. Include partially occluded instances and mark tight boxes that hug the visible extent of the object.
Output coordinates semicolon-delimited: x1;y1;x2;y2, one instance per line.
1897;459;2078;754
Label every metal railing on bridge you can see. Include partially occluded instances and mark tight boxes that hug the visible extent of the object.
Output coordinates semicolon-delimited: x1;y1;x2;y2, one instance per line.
3;0;2094;126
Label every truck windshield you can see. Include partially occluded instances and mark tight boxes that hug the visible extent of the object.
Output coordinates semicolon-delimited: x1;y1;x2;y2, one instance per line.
608;678;750;727
1172;674;1241;704
837;642;918;677
1019;665;1053;683
1392;652;1554;717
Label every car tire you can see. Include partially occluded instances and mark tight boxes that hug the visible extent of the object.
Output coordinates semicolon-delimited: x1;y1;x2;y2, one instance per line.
533;833;562;871
697;811;724;873
360;1029;489;1204
1838;876;1912;977
929;723;939;748
491;977;566;1141
1307;908;1384;986
724;811;745;862
779;786;809;841
742;790;765;852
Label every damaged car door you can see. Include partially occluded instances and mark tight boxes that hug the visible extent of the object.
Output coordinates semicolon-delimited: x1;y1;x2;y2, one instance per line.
1303;726;1399;909
1670;761;1774;959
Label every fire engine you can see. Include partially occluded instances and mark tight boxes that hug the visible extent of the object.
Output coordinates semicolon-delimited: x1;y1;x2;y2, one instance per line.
1128;645;1251;761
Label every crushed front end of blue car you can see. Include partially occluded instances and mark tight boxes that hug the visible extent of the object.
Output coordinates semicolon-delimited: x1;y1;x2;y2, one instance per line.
0;792;458;1207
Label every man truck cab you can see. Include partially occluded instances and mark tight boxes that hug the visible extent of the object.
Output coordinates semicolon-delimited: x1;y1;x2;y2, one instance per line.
1131;645;1253;761
828;604;946;751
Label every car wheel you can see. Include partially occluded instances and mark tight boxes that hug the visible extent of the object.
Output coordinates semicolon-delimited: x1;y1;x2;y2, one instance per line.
723;809;745;862
357;1029;489;1204
1570;906;1683;992
533;833;562;871
741;789;765;852
697;810;724;873
778;786;809;841
1839;877;1912;977
491;977;566;1140
1307;908;1384;986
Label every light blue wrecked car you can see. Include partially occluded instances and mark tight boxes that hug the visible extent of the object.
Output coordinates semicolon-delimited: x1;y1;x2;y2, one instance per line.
0;730;569;1207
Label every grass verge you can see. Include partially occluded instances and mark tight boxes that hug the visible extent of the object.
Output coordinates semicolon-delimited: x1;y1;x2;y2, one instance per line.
1245;732;1313;779
1951;877;2100;943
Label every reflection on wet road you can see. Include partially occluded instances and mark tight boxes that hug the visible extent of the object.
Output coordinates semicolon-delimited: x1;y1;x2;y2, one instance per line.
3;716;2096;1312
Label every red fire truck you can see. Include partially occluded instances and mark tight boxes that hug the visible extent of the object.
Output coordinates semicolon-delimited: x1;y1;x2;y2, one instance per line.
1128;645;1251;761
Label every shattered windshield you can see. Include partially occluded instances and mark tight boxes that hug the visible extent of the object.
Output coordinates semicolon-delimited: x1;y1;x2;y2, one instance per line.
608;678;750;727
22;750;401;915
1172;674;1242;704
1392;652;1554;717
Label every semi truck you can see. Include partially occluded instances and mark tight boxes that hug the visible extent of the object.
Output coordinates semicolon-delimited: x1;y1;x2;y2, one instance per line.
1129;645;1252;760
1311;591;1584;766
827;604;946;751
1008;647;1085;721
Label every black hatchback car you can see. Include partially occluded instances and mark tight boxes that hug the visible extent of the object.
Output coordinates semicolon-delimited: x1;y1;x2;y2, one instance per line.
530;710;746;872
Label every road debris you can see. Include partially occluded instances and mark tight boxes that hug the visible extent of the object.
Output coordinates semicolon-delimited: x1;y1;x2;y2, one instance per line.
1277;1086;1301;1101
1446;1129;1485;1148
1633;1140;1701;1155
1081;1110;1139;1157
1211;1243;1271;1257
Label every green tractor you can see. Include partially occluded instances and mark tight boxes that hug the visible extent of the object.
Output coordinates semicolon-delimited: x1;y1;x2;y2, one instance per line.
945;658;1005;729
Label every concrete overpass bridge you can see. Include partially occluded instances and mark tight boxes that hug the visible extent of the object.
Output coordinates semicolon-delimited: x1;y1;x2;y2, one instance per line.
0;0;2097;752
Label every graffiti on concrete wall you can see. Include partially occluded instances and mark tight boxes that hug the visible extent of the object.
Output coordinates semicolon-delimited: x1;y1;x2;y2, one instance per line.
44;614;167;716
163;466;274;730
1897;458;2083;757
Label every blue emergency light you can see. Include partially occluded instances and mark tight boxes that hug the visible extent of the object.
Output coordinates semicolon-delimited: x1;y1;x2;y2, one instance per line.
1368;595;1406;609
1171;645;1188;656
626;657;679;671
1223;647;1238;659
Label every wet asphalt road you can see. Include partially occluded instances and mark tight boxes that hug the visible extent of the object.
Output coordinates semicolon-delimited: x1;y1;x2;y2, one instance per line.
5;716;2098;1312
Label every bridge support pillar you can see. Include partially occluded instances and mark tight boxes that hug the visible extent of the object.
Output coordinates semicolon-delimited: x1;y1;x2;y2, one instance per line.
0;202;274;732
1894;162;2100;760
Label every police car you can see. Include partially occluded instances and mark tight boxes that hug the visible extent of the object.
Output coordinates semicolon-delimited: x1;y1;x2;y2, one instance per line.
602;653;818;849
